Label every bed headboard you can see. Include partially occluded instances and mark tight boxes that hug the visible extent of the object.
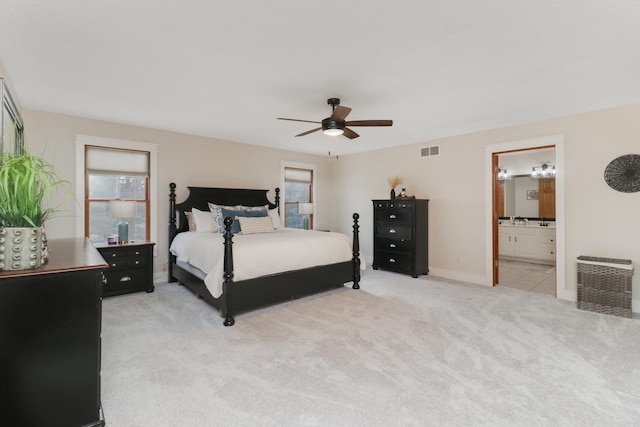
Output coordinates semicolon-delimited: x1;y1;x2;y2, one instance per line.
169;183;280;237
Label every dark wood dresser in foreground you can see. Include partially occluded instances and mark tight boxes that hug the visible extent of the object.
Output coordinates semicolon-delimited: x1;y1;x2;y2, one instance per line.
0;238;108;427
95;241;155;297
372;199;429;278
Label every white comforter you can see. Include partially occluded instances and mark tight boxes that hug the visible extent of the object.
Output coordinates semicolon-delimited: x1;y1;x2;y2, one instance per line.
169;229;363;298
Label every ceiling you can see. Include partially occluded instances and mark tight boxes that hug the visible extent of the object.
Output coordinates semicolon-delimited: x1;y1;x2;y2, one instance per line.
1;1;639;157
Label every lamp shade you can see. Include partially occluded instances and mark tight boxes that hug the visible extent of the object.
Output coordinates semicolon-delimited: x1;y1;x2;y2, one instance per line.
298;202;313;215
110;200;137;218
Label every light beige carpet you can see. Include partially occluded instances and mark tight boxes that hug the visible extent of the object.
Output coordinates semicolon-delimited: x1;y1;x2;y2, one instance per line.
101;269;640;426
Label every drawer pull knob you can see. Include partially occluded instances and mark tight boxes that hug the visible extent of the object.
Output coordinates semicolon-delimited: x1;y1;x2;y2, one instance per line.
389;214;397;219
389;244;396;248
389;258;396;263
135;251;140;255
111;253;117;257
120;276;132;282
135;260;140;264
389;229;396;234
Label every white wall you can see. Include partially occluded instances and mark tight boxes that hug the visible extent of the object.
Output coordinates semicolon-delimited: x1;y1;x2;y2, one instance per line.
332;103;640;311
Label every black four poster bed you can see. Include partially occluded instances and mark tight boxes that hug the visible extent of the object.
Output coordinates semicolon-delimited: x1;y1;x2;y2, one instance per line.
168;183;361;326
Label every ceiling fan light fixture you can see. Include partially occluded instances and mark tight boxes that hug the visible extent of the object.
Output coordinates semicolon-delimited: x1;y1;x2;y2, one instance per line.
322;119;344;136
323;128;344;136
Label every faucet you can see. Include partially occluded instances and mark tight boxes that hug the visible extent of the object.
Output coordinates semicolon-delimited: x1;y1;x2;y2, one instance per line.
540;216;547;226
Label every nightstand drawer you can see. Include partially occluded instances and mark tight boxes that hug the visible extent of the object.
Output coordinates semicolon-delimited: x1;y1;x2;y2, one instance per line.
96;242;155;297
375;225;412;240
103;268;150;294
101;248;150;268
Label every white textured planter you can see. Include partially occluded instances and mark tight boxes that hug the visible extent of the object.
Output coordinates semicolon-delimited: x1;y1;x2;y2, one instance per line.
0;227;45;271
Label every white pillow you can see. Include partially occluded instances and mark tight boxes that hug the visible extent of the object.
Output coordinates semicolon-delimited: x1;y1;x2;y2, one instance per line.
237;216;275;235
269;208;282;229
192;208;216;232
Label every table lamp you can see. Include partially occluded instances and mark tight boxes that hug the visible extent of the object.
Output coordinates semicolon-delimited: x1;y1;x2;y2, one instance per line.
110;200;137;244
298;202;313;230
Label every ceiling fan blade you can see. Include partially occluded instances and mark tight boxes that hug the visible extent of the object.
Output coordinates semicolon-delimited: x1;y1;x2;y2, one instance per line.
330;106;352;122
343;128;359;139
295;127;322;137
277;118;321;124
345;120;393;127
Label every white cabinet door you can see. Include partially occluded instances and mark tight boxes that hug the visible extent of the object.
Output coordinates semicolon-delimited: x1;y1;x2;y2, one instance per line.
514;234;539;258
498;229;514;256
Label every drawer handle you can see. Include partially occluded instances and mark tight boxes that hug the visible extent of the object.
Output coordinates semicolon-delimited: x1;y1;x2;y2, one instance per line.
389;258;396;263
120;276;132;282
102;274;107;285
135;251;140;255
110;262;117;267
389;243;396;248
389;214;397;219
111;253;117;257
389;229;396;234
550;239;554;242
135;260;140;265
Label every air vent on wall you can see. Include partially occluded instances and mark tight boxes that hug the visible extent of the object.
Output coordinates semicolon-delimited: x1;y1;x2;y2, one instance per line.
420;145;440;158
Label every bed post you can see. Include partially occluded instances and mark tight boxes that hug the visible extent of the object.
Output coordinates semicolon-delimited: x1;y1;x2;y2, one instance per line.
222;217;235;326
275;187;280;215
352;213;361;289
168;183;177;282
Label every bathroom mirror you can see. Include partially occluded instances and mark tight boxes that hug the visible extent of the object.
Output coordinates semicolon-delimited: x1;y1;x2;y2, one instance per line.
1;78;24;154
503;175;541;217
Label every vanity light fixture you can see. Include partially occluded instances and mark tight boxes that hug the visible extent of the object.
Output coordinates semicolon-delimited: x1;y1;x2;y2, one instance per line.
497;168;510;181
531;164;555;179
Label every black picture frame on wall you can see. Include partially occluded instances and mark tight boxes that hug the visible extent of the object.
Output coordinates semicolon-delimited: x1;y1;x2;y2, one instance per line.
0;78;24;154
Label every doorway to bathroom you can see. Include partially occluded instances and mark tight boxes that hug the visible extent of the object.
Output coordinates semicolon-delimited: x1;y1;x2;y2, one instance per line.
486;134;567;300
495;147;557;296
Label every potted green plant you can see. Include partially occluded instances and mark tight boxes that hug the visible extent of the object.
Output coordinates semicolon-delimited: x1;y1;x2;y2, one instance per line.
0;150;70;270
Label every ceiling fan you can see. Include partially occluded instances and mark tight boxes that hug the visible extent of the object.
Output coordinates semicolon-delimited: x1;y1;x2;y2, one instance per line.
277;98;392;139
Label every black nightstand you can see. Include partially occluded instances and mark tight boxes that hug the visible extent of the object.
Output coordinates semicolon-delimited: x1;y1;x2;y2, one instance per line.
95;241;155;297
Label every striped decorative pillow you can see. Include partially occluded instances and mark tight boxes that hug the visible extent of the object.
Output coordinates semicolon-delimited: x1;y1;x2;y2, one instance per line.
237;216;275;235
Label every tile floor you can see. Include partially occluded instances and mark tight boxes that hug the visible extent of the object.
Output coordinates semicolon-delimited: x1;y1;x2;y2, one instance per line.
498;259;556;296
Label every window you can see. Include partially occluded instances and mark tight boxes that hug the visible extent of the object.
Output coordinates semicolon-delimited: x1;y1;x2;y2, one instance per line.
283;166;314;229
85;145;150;244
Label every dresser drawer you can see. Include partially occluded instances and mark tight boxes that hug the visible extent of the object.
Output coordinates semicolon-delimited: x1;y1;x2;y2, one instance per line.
103;268;150;294
375;225;412;240
374;251;413;272
375;237;413;252
375;208;413;225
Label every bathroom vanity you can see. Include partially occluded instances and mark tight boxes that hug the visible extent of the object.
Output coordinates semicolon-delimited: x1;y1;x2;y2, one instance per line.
498;220;556;264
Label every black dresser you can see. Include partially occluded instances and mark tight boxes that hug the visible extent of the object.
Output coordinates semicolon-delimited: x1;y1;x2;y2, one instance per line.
96;241;155;297
372;199;429;277
0;238;108;427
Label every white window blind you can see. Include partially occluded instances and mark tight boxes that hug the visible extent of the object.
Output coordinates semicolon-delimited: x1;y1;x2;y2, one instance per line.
86;146;149;176
285;168;312;183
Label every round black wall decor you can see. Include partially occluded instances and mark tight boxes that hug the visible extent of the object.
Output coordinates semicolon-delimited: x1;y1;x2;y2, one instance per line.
604;154;640;193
